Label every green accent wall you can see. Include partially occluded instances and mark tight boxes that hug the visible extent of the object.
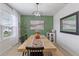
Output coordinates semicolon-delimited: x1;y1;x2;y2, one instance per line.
20;15;53;37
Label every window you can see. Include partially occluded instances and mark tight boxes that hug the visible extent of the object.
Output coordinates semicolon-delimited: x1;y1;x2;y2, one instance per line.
0;4;13;41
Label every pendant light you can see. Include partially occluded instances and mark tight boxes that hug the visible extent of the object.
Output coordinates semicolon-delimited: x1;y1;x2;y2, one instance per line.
32;3;41;16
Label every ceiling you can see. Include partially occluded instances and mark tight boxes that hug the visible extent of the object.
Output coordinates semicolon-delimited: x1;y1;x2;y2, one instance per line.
8;3;67;16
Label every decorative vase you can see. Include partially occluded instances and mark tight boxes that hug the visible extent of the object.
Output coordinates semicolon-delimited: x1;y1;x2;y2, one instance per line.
35;32;40;39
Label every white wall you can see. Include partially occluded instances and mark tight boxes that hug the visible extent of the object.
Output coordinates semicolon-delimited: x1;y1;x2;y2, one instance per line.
53;3;79;55
0;4;20;55
12;9;20;42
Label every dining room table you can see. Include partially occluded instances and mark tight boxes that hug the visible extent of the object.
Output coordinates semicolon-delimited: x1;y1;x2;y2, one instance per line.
17;35;63;56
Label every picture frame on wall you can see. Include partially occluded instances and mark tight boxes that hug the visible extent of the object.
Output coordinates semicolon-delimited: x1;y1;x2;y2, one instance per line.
30;20;44;31
60;11;79;35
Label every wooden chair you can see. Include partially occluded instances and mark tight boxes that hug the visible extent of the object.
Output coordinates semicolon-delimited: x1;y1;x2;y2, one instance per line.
26;47;44;56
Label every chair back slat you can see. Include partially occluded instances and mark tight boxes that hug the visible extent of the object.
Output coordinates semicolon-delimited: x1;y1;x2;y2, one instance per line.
26;47;44;56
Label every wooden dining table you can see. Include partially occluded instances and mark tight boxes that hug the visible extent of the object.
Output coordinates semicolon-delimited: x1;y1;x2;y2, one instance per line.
18;35;63;56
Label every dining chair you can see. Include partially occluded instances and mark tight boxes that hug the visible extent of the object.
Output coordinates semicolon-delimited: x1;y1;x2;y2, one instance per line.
26;47;44;56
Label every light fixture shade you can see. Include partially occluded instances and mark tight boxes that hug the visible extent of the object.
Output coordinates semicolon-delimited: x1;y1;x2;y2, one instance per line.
32;11;40;16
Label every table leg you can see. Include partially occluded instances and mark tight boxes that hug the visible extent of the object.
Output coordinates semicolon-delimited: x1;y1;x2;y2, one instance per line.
22;52;25;56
